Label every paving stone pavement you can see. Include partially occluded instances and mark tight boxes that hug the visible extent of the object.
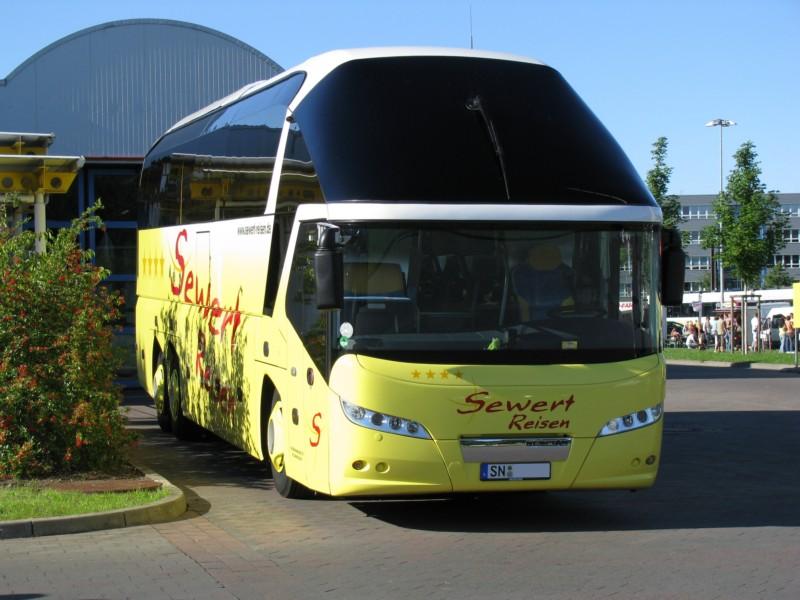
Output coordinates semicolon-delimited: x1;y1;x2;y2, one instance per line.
1;364;799;599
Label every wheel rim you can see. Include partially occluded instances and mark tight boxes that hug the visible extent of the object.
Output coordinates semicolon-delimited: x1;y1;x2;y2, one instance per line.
168;368;180;418
153;362;166;412
267;402;286;473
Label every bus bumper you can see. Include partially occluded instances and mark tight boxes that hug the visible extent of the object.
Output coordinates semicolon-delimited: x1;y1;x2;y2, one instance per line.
328;422;453;496
571;420;663;489
327;420;662;496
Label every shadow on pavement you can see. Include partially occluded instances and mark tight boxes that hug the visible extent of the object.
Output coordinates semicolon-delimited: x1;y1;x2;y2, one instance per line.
124;387;800;534
667;363;799;379
124;388;275;496
350;409;800;532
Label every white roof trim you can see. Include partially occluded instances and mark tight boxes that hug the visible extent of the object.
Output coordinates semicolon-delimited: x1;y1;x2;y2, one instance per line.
316;203;663;224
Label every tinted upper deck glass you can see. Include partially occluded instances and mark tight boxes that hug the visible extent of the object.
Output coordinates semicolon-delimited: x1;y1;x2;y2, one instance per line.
293;56;656;207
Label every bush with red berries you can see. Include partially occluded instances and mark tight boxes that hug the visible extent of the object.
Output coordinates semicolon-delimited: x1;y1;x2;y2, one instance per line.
0;201;134;478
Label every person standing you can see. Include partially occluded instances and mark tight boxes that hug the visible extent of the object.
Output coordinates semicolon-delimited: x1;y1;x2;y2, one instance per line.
724;314;733;352
703;316;713;350
751;312;760;352
714;314;725;352
779;316;787;352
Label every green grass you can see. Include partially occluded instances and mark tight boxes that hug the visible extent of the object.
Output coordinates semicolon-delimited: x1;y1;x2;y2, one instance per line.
664;347;798;365
0;485;170;521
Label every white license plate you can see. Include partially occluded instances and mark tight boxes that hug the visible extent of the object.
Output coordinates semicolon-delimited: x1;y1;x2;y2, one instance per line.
480;462;551;481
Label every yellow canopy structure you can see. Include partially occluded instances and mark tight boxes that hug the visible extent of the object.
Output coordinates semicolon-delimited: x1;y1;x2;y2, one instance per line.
0;132;84;253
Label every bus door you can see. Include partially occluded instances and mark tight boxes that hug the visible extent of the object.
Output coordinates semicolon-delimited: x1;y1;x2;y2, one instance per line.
281;217;333;493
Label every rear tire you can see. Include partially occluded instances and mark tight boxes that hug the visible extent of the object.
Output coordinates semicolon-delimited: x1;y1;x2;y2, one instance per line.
265;391;309;499
153;353;172;433
166;355;195;440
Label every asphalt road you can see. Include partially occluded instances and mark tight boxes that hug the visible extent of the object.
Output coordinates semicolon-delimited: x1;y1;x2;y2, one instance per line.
1;364;799;599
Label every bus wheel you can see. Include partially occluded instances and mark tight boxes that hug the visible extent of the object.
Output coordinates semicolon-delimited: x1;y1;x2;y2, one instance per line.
167;357;193;440
152;353;172;433
266;392;307;499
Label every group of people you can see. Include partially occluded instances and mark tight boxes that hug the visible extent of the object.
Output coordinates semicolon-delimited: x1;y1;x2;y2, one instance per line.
676;316;730;351
669;313;796;353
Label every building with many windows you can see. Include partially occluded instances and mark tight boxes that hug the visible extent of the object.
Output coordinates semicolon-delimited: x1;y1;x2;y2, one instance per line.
678;193;800;292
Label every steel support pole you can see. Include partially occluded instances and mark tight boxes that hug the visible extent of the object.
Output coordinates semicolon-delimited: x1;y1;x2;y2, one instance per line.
34;191;46;254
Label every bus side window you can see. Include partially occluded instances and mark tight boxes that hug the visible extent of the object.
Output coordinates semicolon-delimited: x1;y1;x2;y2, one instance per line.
285;223;328;374
263;213;294;315
263;219;283;315
138;74;305;228
276;120;324;215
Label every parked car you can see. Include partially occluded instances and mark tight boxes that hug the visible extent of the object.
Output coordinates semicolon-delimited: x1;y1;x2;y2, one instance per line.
666;321;685;346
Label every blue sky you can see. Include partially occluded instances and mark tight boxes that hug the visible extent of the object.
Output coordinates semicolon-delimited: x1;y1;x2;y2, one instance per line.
2;0;797;195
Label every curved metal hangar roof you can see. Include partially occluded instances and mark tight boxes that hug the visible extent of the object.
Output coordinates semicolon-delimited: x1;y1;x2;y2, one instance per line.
0;19;282;158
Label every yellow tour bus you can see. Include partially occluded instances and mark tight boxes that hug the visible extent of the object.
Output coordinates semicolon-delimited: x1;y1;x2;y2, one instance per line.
136;48;685;498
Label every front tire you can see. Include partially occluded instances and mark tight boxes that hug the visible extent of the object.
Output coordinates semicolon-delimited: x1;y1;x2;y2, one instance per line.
265;392;308;499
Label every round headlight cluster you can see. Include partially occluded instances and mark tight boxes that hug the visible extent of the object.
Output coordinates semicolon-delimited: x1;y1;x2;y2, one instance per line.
599;403;664;437
340;399;431;439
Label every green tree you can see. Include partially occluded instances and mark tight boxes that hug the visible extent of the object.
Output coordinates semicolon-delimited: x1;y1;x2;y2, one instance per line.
646;136;683;230
701;141;787;289
763;264;794;289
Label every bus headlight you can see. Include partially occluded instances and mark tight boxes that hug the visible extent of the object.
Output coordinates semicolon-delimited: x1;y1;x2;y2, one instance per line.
340;399;431;440
599;403;663;437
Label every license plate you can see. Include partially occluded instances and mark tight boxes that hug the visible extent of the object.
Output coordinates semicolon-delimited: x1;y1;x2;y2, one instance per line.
480;462;551;481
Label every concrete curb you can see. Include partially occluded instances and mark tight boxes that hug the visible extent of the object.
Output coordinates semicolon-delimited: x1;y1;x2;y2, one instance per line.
0;461;186;540
666;359;800;373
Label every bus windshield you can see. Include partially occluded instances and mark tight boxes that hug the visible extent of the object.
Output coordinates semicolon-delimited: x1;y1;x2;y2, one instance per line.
334;222;660;364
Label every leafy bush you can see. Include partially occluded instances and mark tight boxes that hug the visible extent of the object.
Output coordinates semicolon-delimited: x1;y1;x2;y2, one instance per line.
0;201;134;478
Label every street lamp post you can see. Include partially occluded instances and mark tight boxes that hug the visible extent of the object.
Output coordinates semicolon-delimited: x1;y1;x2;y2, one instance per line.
705;118;737;305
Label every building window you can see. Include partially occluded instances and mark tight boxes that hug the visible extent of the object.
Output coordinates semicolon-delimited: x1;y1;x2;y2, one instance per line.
687;231;703;245
783;229;800;243
681;205;711;219
684;281;704;292
779;204;800;217
773;254;800;268
687;255;710;270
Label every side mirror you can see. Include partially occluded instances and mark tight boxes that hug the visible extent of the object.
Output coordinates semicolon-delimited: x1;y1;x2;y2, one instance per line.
661;227;685;306
314;228;343;310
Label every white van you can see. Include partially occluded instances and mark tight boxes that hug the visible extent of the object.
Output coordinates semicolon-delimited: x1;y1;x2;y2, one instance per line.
764;305;791;349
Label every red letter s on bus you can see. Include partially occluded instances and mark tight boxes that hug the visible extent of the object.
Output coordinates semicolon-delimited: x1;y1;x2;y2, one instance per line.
310;412;322;447
171;229;188;296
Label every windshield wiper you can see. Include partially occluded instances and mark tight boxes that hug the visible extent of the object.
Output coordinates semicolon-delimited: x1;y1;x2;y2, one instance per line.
466;95;511;201
566;187;629;205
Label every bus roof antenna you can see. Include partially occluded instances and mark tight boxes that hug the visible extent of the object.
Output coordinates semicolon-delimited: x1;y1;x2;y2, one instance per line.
469;5;474;49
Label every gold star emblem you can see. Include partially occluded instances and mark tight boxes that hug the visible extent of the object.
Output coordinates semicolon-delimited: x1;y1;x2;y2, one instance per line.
411;370;421;379
454;370;464;379
158;256;164;277
440;370;449;379
426;370;435;379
